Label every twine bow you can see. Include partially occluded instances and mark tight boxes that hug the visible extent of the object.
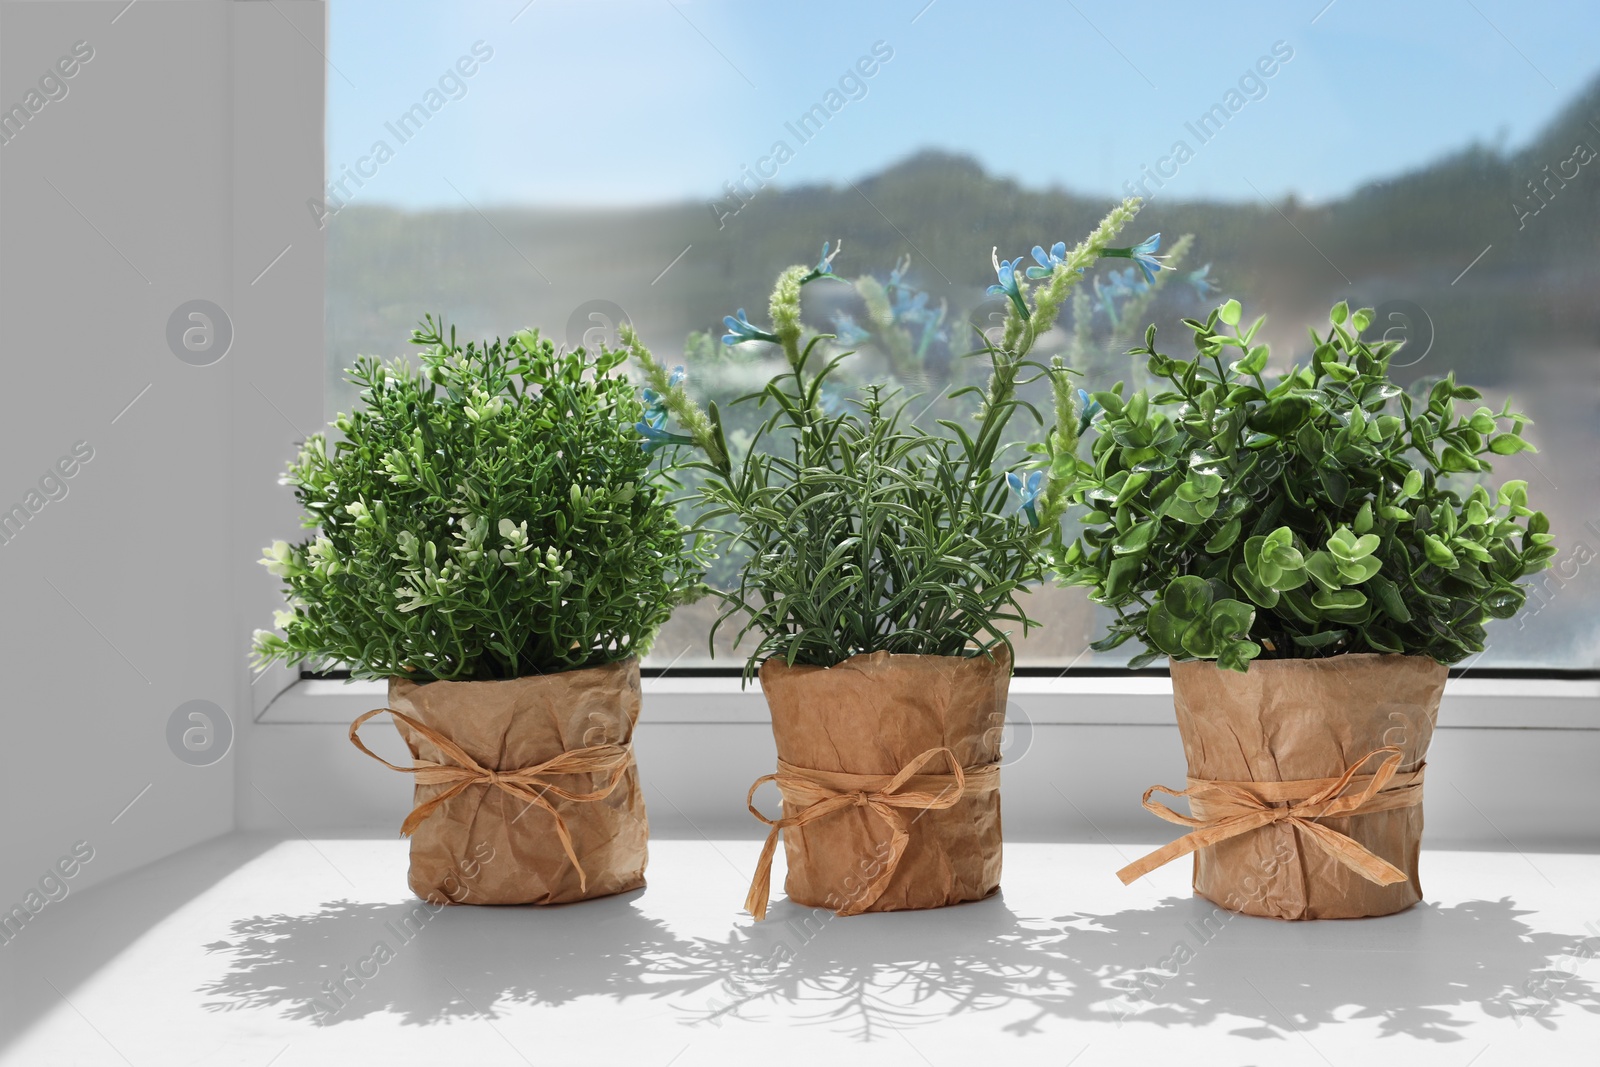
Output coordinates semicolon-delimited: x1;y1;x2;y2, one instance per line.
743;747;999;920
349;707;635;894
1116;746;1425;888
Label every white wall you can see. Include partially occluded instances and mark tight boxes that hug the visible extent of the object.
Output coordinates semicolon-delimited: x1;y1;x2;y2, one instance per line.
0;0;322;908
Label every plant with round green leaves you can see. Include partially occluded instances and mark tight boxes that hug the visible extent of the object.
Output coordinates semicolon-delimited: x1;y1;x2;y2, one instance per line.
624;201;1158;677
253;317;708;681
1057;298;1554;671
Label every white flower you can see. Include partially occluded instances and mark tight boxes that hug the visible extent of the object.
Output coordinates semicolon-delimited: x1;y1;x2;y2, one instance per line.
260;540;293;577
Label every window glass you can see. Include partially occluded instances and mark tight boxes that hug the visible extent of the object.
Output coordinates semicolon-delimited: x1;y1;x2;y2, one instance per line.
326;0;1599;670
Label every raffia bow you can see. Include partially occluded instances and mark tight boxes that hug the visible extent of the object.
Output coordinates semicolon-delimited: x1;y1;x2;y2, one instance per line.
350;707;634;894
1116;745;1425;888
743;746;999;920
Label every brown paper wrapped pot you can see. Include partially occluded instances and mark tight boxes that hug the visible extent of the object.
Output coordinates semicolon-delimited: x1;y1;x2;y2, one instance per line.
1167;653;1444;920
754;647;1010;915
357;658;648;906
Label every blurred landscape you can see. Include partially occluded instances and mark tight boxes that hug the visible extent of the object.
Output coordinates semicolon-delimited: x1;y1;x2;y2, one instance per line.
326;75;1600;671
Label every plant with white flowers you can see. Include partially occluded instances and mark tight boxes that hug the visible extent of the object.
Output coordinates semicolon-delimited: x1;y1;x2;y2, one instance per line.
253;318;707;681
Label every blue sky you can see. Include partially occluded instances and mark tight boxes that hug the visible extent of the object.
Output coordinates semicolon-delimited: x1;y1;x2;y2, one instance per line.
327;0;1598;209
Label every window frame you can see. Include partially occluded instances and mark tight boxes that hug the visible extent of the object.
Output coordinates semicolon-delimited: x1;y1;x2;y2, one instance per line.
270;1;1600;727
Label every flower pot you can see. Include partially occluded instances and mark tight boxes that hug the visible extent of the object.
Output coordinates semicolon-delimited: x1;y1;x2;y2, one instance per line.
1119;653;1445;920
350;658;648;905
743;648;1010;919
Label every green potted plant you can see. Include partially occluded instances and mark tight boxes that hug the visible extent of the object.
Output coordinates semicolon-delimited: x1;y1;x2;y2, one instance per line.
1058;299;1554;919
254;319;706;905
623;200;1162;919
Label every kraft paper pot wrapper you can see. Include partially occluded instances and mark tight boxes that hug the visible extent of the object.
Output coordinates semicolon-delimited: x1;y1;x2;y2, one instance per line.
750;647;1010;916
1162;653;1444;920
353;658;648;906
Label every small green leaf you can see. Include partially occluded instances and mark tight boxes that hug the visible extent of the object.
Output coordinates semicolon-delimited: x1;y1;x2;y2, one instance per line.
1439;446;1479;473
1304;550;1341;592
1267;563;1310;591
1217;639;1261;673
1208;598;1256;640
1248;397;1313;437
1232;344;1268;376
1422;533;1459;569
1116;519;1156;555
1488;433;1534;455
1233;563;1280;608
1312;588;1367;611
1204;518;1242;553
1369;575;1411;622
1335;555;1382;584
1180;618;1218;658
1484;587;1525;619
1267;542;1306;571
1145;603;1186;655
1104;554;1143;599
1292;628;1349;649
1219;299;1242;326
1113;471;1152;509
1164;575;1213;620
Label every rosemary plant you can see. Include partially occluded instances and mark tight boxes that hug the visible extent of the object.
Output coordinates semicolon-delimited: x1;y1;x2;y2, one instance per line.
626;199;1155;676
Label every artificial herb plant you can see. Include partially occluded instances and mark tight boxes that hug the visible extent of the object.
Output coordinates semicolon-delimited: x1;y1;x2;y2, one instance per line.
1057;299;1555;671
625;199;1163;677
253;319;707;681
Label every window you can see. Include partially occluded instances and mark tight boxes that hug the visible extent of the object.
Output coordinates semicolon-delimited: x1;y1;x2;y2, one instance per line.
323;0;1599;671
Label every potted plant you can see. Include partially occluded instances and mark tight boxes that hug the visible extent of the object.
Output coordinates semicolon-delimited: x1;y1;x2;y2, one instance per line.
254;319;706;905
622;200;1163;918
1058;299;1554;919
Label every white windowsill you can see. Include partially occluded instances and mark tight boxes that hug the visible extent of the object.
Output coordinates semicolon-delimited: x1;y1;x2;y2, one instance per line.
254;671;1600;729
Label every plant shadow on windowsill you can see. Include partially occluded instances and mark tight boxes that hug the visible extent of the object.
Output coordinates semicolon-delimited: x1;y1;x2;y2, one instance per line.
199;889;1600;1041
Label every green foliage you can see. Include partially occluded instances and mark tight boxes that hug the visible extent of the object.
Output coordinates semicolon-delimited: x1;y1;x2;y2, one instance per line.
253;318;707;681
1058;301;1554;670
625;204;1147;677
709;373;1045;673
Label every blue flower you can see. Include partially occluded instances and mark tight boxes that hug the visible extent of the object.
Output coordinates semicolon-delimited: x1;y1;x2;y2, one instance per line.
830;312;871;346
1107;267;1145;296
1128;233;1169;284
1006;469;1044;526
722;308;779;346
1093;267;1147;325
887;254;912;291
635;421;694;454
915;303;950;352
807;239;842;281
640;394;666;427
988;249;1029;320
1025;241;1069;280
639;366;684;428
1185;262;1215;299
1075;388;1102;436
1102;233;1170;285
892;287;930;323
